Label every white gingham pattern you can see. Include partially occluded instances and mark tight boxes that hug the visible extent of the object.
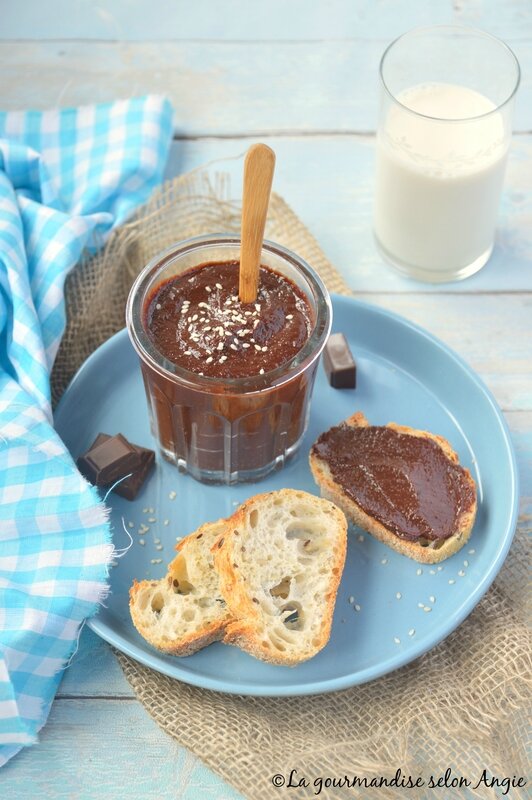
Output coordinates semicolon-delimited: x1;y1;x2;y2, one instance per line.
0;96;173;765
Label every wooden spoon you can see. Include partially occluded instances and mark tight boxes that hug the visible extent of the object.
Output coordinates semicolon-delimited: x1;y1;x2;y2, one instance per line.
239;143;276;303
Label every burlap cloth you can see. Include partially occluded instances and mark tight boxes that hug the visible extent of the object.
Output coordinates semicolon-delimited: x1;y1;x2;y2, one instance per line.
52;169;531;799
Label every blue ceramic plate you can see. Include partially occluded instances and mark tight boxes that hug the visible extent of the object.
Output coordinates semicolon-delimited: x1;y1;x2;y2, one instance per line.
54;295;518;696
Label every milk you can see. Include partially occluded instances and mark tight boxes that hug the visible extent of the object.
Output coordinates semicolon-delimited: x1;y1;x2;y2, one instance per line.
374;83;509;279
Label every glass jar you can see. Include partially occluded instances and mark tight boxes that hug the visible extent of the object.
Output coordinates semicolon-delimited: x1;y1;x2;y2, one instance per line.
126;234;331;484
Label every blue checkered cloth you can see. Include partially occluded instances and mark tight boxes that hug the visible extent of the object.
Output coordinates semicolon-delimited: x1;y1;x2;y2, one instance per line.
0;95;173;765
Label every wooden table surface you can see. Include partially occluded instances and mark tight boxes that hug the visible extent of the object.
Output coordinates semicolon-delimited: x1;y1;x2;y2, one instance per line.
2;2;530;797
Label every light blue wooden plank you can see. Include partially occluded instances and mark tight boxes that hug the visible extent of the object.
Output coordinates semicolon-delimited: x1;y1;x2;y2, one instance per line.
0;0;457;41
2;0;532;41
57;627;134;698
0;39;530;133
1;699;244;800
162;135;532;295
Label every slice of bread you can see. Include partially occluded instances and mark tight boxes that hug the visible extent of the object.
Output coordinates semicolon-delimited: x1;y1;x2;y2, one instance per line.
129;520;232;656
310;412;477;564
211;489;347;666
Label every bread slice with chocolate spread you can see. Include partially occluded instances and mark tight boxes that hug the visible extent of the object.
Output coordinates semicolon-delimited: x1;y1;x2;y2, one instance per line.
309;412;477;564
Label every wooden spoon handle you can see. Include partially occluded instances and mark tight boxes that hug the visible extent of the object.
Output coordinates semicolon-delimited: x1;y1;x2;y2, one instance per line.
239;143;276;303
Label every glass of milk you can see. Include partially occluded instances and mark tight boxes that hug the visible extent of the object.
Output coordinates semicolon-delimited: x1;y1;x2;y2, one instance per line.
374;26;520;282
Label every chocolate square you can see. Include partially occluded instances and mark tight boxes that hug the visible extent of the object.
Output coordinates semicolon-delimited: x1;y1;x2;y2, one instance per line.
323;332;357;389
112;447;155;500
77;433;155;500
77;433;141;486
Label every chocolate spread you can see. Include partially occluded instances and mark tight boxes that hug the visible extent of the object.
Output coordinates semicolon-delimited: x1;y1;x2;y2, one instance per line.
145;261;312;378
312;423;476;542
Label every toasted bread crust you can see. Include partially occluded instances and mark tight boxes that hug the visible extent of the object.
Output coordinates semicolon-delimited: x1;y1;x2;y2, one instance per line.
212;489;347;666
310;412;477;564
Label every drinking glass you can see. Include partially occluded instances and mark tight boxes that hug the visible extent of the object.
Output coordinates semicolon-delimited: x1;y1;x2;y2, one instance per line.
374;26;520;282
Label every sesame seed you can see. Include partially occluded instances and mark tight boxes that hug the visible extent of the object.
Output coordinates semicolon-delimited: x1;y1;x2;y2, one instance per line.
254;344;262;351
199;372;204;376
217;342;224;350
253;319;260;328
418;602;425;608
155;303;161;310
205;286;211;292
150;558;163;565
261;346;268;352
163;520;169;526
198;302;209;309
458;570;465;577
348;596;354;604
242;343;251;348
254;303;261;312
463;560;469;567
416;568;423;576
429;569;436;575
219;355;227;363
429;595;436;603
408;629;415;637
244;310;252;316
216;283;222;290
139;539;145;545
437;566;443;571
394;637;401;644
259;368;265;374
142;508;148;513
468;549;475;555
357;534;364;542
448;579;455;585
184;350;192;356
424;606;432;612
155;545;164;551
354;604;361;612
128;522;134;529
169;491;177;500
396;592;401;599
230;344;238;351
154;538;161;545
381;558;388;565
148;517;156;523
206;356;213;364
286;314;293;320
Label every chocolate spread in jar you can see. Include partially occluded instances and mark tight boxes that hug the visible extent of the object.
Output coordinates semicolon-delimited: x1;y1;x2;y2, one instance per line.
145;261;312;378
311;423;476;542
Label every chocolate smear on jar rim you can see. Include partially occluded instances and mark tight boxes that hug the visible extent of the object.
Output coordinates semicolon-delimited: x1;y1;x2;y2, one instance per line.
312;423;476;542
144;260;313;380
